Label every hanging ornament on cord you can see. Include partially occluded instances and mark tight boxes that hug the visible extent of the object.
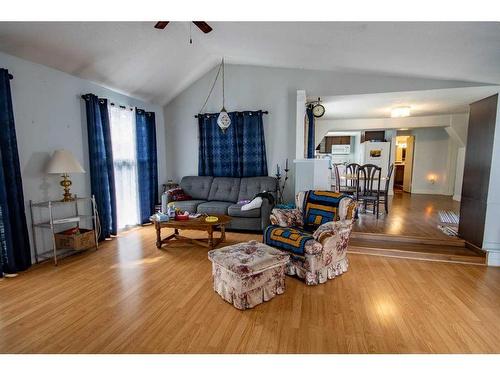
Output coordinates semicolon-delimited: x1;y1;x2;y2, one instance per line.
217;58;231;133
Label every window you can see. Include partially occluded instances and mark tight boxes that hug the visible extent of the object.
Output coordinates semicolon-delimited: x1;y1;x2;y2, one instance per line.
109;106;140;229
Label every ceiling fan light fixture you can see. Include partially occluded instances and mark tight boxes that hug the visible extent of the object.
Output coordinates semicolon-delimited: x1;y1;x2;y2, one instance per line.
391;106;411;118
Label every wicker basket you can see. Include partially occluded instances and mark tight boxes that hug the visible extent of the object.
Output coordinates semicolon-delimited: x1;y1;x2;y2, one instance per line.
55;228;96;251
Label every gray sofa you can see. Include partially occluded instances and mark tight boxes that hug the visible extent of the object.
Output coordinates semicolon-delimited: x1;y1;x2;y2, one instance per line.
170;176;277;231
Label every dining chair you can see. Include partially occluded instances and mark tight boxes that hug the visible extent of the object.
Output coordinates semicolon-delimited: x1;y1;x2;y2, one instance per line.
356;164;382;218
379;163;394;214
343;163;361;194
331;163;341;193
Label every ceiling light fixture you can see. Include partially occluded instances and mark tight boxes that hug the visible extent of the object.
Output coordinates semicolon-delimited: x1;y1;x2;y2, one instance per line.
391;106;411;118
198;58;231;133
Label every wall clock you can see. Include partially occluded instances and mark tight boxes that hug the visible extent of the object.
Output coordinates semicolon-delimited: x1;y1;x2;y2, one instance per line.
312;103;325;118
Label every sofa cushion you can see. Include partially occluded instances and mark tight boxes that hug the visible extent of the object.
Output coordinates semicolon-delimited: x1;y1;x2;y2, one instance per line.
180;176;213;200
228;203;261;218
197;201;233;215
171;200;206;213
238;177;277;202
208;177;241;203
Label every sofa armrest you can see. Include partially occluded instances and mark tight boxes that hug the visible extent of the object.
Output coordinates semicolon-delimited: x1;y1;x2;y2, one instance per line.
338;197;358;222
260;199;274;230
312;220;353;255
269;208;304;228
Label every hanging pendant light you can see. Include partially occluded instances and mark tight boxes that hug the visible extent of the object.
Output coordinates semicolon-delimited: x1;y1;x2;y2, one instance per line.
217;58;231;132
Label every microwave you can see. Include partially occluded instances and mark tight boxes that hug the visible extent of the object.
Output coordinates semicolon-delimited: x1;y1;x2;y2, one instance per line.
331;145;351;155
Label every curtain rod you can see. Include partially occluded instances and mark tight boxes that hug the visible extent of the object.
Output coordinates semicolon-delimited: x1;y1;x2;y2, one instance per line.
194;111;268;118
80;94;152;114
110;102;133;111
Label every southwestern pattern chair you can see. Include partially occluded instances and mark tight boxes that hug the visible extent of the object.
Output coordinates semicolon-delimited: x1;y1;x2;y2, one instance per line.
264;190;357;285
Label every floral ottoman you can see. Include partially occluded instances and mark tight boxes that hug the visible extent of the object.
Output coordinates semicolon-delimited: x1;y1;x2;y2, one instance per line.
207;241;290;310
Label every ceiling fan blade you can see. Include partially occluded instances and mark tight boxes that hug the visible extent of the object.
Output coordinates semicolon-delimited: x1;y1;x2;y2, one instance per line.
192;21;213;34
154;21;169;29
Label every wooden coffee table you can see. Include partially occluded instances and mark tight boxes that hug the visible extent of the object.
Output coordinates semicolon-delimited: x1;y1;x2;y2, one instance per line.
151;215;232;250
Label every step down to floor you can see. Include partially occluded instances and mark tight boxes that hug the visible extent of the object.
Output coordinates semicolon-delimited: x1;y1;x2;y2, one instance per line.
348;235;486;265
351;231;466;247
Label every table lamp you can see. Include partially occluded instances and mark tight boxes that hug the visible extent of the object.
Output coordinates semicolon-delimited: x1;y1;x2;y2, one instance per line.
46;149;85;202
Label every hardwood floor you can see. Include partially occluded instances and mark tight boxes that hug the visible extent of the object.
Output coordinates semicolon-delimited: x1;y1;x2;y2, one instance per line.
1;226;500;354
353;192;460;238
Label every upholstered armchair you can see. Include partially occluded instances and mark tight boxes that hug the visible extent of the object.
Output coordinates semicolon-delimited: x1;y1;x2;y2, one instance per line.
264;191;357;285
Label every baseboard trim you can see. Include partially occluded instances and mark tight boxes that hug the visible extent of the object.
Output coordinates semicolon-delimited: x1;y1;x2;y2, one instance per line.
486;251;500;267
410;189;452;195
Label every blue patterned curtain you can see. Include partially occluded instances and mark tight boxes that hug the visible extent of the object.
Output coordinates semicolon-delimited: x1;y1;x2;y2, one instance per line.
83;94;117;240
0;69;32;276
238;111;268;177
198;113;240;177
306;106;315;158
135;109;158;224
198;110;267;177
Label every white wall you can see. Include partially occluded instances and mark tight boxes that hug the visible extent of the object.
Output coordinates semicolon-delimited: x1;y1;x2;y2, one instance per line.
295;90;306;159
0;51;166;258
453;147;466;201
410;127;456;195
483;96;500;266
164;64;479;202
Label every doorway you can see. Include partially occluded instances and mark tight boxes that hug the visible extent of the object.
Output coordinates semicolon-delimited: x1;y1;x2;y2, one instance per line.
394;135;415;193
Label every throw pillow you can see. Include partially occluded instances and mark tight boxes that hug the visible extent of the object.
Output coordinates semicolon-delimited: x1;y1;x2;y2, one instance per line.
167;188;192;202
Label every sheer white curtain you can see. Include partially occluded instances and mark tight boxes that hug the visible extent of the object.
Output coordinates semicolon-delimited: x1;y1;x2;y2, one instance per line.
109;105;140;230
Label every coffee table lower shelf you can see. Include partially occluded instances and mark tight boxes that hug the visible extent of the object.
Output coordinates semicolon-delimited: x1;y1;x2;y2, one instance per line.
157;227;227;249
152;215;231;250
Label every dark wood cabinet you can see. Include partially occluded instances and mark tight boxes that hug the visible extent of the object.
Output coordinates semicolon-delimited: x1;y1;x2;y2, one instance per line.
362;131;385;143
316;136;351;153
458;94;498;247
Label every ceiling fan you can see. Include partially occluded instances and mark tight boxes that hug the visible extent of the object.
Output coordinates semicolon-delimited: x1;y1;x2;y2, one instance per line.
154;21;213;34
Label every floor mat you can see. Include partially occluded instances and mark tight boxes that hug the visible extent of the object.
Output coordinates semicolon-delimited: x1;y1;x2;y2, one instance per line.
438;210;459;224
438;224;458;237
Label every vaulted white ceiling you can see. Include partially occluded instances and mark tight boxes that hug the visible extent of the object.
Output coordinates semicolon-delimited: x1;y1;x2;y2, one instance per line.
0;22;499;105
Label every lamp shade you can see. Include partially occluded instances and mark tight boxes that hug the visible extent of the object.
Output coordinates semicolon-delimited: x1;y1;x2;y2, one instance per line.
46;149;85;174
